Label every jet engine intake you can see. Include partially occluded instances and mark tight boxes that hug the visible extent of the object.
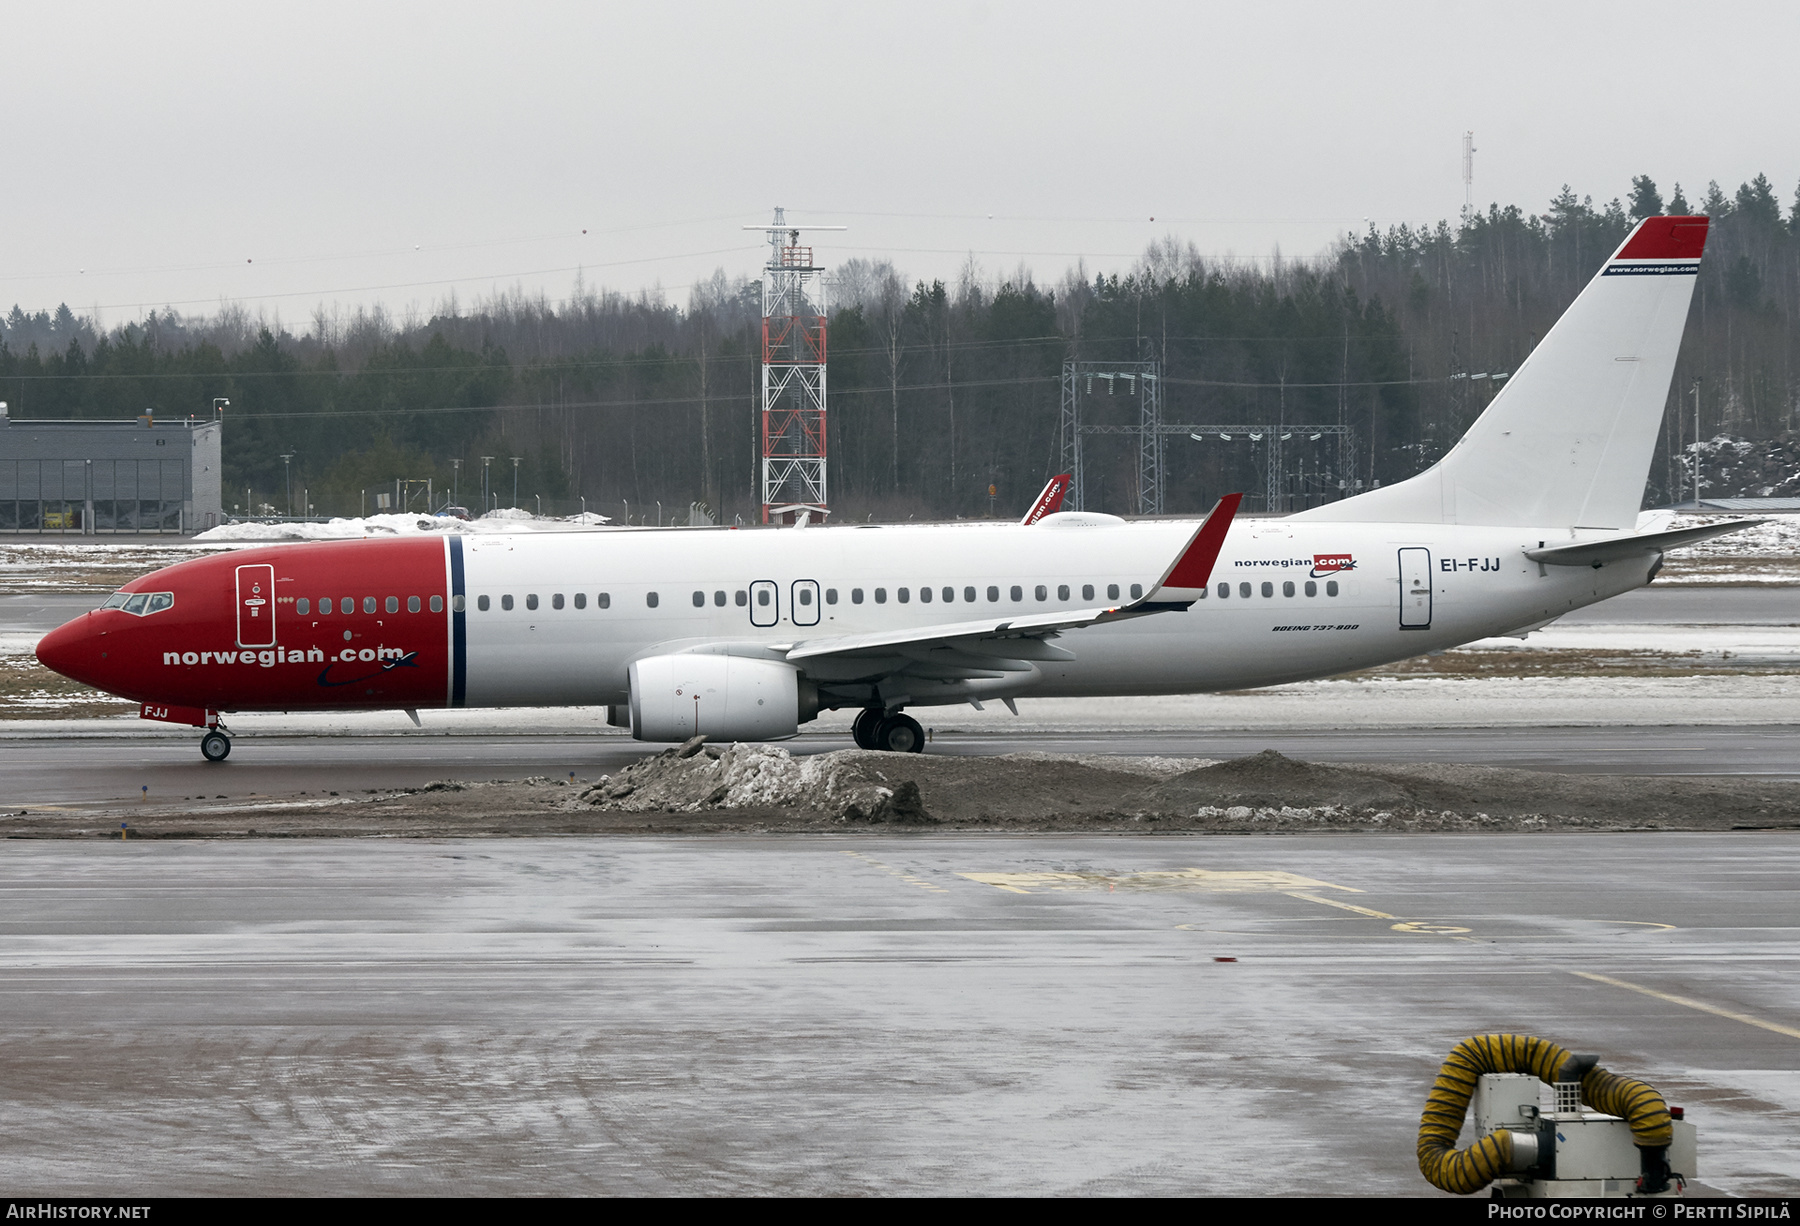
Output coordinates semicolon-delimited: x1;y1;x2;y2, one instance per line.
628;653;812;743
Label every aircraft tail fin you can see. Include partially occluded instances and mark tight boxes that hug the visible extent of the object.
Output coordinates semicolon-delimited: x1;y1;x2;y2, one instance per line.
1294;215;1709;529
1021;473;1073;524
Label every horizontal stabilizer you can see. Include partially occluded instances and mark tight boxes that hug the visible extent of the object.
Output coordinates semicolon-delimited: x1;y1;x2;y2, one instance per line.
1523;519;1759;567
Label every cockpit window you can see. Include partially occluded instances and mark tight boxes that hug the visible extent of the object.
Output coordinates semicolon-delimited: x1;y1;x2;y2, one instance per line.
103;591;174;616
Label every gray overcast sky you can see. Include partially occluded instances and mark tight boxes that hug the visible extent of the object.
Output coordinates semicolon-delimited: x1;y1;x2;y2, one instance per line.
5;0;1797;327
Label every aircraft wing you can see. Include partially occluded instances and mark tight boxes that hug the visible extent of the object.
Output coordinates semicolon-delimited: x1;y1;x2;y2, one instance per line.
1523;518;1759;567
784;495;1241;682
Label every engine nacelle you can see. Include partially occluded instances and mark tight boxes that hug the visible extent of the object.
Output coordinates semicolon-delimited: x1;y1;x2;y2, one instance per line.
628;653;813;743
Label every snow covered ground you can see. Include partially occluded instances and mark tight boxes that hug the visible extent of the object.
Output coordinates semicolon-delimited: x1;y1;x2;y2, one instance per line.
192;507;612;543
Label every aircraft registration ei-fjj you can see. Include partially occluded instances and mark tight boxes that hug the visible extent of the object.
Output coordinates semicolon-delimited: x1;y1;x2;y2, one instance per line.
37;215;1755;760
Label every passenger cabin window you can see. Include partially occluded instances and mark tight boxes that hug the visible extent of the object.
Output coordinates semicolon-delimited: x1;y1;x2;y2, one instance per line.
551;594;564;610
964;587;976;602
918;586;931;603
942;587;954;603
1058;585;1069;601
501;595;514;611
386;596;399;613
319;598;332;614
342;597;353;614
434;596;447;612
1131;584;1143;600
757;589;771;606
897;588;909;603
826;589;838;604
1035;585;1047;601
478;595;491;611
574;593;586;609
363;597;376;614
1082;584;1094;601
1282;582;1294;598
598;593;611;609
734;590;747;607
525;594;538;611
1107;584;1120;601
408;596;422;612
1260;583;1273;598
714;591;726;607
852;589;864;604
986;586;999;602
1304;581;1316;597
1216;583;1229;598
1238;583;1251;599
646;592;659;608
874;588;887;604
692;591;705;608
1327;580;1339;596
799;588;814;606
448;595;461;612
297;598;310;615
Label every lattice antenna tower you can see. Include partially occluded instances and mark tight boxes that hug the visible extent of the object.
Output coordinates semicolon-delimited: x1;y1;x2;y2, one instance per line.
1462;131;1476;223
745;208;845;524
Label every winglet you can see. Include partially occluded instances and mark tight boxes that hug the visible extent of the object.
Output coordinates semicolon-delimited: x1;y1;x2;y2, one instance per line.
1152;493;1242;593
1020;473;1073;525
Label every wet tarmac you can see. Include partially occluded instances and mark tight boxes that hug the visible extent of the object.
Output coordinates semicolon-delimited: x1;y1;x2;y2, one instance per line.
0;833;1793;1195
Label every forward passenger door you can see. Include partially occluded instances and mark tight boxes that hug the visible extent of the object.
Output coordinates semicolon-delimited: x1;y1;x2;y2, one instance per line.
791;580;820;627
749;579;779;628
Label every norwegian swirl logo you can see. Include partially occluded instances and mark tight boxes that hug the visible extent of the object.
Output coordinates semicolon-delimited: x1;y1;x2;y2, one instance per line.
1310;554;1357;578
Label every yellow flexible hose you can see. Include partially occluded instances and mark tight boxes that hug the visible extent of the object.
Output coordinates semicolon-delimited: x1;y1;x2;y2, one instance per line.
1417;1034;1673;1194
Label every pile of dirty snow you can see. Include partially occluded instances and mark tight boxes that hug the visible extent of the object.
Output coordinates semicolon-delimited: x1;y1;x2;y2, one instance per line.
577;739;933;822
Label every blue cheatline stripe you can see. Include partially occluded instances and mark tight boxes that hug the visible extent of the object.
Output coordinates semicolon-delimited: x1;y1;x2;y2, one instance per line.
1602;262;1700;276
449;536;467;707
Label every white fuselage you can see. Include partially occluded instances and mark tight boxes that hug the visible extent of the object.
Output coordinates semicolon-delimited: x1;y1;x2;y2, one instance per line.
457;518;1647;709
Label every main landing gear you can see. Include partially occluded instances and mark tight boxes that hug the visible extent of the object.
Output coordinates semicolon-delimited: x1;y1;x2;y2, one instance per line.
852;708;925;754
200;728;231;762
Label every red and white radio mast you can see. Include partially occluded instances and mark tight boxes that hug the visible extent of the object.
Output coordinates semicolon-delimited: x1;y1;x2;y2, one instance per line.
747;208;843;524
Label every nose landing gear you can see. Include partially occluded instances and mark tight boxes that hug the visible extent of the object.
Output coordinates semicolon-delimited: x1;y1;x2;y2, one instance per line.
851;707;924;753
200;728;231;762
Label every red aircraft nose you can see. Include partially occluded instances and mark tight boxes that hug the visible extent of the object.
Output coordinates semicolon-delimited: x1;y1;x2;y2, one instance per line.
36;615;101;687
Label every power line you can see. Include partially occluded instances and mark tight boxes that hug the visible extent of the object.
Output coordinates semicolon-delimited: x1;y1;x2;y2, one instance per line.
1;333;1421;382
51;246;763;312
0;213;754;284
50;369;1452;421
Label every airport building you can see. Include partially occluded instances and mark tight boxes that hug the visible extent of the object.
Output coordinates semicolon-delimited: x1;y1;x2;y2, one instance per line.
0;403;223;535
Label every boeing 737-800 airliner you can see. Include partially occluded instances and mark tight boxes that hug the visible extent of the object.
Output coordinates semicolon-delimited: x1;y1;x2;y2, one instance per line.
36;216;1751;760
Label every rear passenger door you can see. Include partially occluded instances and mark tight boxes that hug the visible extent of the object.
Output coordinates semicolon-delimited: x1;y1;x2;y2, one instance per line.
749;579;779;628
1398;548;1432;629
